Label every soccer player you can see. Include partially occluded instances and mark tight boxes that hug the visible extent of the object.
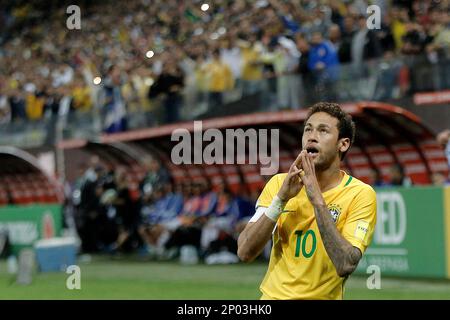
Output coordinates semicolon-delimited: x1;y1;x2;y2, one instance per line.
237;102;377;300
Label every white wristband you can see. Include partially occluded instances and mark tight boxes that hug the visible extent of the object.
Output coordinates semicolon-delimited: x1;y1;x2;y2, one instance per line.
264;195;288;222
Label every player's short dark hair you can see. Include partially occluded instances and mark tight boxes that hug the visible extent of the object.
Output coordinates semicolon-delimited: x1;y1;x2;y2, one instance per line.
305;102;356;160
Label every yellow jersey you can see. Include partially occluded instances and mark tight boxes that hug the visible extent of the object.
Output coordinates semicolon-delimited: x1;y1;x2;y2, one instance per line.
241;47;263;81
26;94;45;120
204;61;234;92
256;171;376;300
72;86;92;112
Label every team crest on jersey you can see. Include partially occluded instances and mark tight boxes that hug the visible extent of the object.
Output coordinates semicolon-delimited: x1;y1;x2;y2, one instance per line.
328;204;342;223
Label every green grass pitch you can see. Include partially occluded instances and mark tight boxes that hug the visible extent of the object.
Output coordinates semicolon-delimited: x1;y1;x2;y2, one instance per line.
1;256;450;299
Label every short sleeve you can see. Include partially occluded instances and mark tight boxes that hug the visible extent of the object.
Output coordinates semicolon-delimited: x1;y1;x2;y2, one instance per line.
341;186;377;254
255;174;285;209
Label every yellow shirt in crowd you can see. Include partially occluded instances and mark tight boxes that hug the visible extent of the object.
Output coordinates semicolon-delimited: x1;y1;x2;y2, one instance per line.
205;60;234;92
241;46;263;81
72;86;92;112
392;19;407;51
26;94;45;120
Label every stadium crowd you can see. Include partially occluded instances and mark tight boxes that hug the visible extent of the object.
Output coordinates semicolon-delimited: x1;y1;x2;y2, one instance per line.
0;0;449;129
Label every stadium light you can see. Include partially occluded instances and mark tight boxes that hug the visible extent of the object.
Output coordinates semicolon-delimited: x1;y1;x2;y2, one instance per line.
146;50;155;59
93;77;102;85
201;3;209;11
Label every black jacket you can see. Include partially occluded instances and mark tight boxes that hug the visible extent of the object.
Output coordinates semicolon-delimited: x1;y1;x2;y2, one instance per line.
148;72;184;99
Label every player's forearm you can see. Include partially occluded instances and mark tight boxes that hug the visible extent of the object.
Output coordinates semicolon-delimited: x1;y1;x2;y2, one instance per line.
237;216;275;262
313;203;360;277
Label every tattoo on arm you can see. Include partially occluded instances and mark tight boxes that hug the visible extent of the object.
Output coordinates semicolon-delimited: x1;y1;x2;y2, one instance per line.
314;204;362;277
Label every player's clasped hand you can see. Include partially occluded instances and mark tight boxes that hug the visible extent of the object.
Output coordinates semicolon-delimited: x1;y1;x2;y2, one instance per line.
277;151;305;202
299;150;323;206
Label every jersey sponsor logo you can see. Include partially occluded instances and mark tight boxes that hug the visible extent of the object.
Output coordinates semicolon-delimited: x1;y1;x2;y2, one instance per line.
328;204;342;223
354;220;370;242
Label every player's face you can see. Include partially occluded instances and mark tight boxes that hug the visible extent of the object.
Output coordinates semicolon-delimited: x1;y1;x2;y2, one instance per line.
302;112;341;171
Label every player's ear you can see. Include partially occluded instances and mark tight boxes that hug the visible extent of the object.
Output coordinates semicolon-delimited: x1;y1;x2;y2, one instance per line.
338;138;350;154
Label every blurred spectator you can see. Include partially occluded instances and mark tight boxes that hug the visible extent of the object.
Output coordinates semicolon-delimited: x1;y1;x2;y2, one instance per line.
295;34;313;105
148;61;184;123
425;9;450;90
137;182;183;258
274;36;301;109
351;14;383;69
328;24;343;56
71;73;93;113
179;53;199;118
329;1;346;30
51;63;74;88
58;85;73;118
43;86;62;119
372;50;403;100
100;65;128;133
194;54;209;107
139;158;170;197
106;167;140;253
204;49;234;108
198;179;218;218
348;13;384;99
163;182;206;258
391;5;410;50
401;22;428;55
240;37;264;96
278;2;301;35
308;31;340;101
259;33;278;110
220;37;243;87
431;172;449;186
387;163;413;187
76;160;106;253
368;168;387;187
25;83;45;121
0;91;11;125
426;9;450;54
338;15;356;64
376;14;396;53
201;185;240;264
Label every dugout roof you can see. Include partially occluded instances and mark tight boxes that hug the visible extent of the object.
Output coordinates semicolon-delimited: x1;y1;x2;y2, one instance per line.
0;146;64;204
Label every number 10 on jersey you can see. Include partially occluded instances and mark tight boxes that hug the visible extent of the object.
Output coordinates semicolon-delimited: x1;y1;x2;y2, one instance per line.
294;230;317;258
